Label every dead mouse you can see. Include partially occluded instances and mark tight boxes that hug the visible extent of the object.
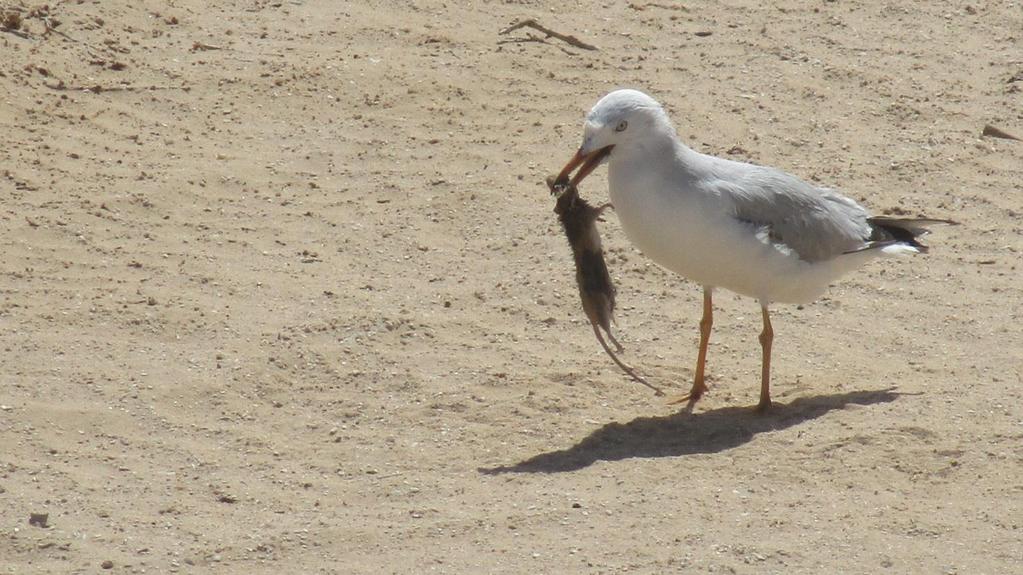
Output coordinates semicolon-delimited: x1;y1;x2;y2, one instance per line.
546;176;664;396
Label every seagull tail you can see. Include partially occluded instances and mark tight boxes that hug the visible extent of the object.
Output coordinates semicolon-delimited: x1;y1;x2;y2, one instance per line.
847;217;958;256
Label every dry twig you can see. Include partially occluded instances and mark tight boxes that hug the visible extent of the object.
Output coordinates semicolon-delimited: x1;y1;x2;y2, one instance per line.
43;81;188;93
499;33;576;55
499;19;597;51
0;26;30;39
982;124;1021;141
628;2;689;10
191;41;224;51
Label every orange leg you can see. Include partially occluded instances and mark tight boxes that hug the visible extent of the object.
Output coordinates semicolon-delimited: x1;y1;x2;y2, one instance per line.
668;287;713;406
756;303;773;412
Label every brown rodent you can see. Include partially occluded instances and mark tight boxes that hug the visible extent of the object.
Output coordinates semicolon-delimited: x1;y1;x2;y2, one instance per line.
547;176;664;396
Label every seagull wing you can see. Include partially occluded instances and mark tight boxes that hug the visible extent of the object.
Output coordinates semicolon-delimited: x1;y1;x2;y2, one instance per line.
711;163;872;263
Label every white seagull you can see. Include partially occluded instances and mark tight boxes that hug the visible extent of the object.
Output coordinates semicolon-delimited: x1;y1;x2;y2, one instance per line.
554;89;953;411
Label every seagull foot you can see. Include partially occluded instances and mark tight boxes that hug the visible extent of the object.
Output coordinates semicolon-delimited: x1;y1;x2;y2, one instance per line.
665;383;708;406
665;392;699;405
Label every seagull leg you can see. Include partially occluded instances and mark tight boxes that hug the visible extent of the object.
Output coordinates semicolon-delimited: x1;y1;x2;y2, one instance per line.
756;303;773;412
693;287;714;398
668;287;713;406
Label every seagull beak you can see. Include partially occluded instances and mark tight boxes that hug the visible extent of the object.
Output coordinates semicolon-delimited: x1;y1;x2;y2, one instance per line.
553;145;614;188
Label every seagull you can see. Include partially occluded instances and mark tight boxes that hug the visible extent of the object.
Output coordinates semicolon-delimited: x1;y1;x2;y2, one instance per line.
554;89;953;411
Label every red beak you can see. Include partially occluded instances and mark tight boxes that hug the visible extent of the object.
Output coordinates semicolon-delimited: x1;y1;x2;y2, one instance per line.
553;145;614;188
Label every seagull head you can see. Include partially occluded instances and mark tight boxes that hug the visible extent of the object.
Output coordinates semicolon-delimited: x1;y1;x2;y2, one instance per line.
555;89;671;188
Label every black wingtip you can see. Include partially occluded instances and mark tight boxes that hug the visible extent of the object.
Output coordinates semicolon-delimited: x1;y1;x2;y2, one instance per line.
866;217;954;250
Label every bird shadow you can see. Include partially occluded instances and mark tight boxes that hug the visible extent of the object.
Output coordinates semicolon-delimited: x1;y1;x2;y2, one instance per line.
479;388;901;474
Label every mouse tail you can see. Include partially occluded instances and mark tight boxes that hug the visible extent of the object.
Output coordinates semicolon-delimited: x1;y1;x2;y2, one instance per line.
591;324;664;396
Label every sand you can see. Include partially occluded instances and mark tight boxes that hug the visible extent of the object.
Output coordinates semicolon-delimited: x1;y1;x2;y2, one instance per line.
2;1;1021;573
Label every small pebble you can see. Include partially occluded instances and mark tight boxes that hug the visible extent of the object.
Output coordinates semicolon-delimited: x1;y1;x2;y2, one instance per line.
28;513;48;528
101;560;114;569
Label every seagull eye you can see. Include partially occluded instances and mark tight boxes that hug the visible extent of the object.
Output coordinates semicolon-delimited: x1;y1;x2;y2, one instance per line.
615;120;628;132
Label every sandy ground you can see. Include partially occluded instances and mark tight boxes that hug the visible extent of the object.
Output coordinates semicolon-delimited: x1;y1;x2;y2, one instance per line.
2;1;1022;573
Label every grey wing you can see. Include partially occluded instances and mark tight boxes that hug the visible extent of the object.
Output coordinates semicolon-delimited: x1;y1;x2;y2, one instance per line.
721;166;872;262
